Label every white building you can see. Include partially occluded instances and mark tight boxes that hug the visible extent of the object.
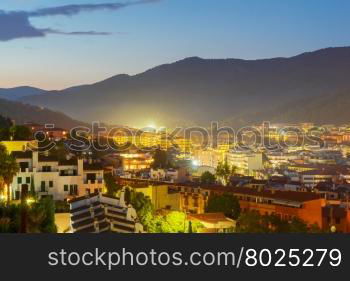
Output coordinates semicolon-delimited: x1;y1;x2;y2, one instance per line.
11;151;105;201
227;151;264;176
150;168;179;182
69;189;144;233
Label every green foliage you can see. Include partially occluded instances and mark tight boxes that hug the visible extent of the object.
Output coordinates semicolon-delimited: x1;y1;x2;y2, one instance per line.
0;198;57;233
55;200;70;213
126;189;202;233
215;160;236;185
104;173;121;196
49;141;69;161
145;211;202;233
0;125;32;141
129;190;154;231
11;125;32;141
151;149;173;169
0;203;21;232
158;211;187;233
200;171;216;185
206;193;241;219
36;198;57;233
0;115;13;128
30;175;36;197
0;145;19;203
236;211;270;233
0;115;13;141
236;211;322;233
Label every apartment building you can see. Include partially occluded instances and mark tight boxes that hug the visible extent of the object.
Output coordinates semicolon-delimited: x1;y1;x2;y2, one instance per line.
120;152;153;171
227;151;264;176
11;151;105;201
69;190;144;233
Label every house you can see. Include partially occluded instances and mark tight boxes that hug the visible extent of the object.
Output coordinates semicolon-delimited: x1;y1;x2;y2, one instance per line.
150;168;179;182
187;213;235;233
202;186;328;230
11;151;105;201
44;127;68;141
299;170;335;188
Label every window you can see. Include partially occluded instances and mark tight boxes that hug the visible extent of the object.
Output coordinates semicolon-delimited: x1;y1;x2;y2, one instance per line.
17;177;22;184
70;185;78;196
26;177;30;184
19;162;29;172
41;181;46;192
42;166;52;172
64;185;68;192
49;181;53;188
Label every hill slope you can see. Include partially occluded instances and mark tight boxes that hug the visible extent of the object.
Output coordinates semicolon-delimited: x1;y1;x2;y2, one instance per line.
0;86;46;101
20;47;350;126
0;98;84;129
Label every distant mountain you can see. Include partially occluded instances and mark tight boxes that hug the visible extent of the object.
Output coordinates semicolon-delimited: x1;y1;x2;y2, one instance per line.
20;47;350;126
0;86;46;101
0;98;85;129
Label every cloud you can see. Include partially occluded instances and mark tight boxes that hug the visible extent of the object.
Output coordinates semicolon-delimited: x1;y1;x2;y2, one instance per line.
42;29;112;36
0;0;160;41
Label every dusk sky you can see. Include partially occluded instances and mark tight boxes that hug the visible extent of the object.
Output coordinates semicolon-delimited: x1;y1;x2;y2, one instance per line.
1;0;350;90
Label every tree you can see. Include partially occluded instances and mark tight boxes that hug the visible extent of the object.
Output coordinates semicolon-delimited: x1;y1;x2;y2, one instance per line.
30;175;36;197
37;197;57;233
288;217;309;233
130;191;154;231
200;171;216;185
236;211;270;233
10;125;32;141
0;145;19;204
236;211;318;233
215;160;235;185
151;148;172;169
205;193;241;219
0;198;57;233
0;115;13;141
0;115;12;128
104;173;121;196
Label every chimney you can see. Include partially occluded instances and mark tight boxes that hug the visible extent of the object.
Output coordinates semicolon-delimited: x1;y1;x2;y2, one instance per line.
78;157;83;176
32;151;38;169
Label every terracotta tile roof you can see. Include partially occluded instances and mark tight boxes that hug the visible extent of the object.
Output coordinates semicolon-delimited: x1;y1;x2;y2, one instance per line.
187;213;232;223
202;186;322;203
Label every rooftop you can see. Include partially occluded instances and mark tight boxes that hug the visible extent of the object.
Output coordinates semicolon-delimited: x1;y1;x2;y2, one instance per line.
202;186;322;203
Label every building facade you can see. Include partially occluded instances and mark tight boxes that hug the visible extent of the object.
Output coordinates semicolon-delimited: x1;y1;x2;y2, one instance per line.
69;190;144;233
11;151;105;201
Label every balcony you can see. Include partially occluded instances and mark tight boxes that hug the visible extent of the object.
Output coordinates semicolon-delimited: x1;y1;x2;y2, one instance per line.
84;179;104;185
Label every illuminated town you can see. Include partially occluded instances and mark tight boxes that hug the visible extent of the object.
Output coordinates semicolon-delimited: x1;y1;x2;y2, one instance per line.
1;1;350;235
1;120;350;233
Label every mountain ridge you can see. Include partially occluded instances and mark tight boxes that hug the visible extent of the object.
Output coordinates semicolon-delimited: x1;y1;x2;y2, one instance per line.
3;46;350;127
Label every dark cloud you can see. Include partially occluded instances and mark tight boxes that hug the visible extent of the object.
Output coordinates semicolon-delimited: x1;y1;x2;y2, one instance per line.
0;12;46;41
0;0;160;41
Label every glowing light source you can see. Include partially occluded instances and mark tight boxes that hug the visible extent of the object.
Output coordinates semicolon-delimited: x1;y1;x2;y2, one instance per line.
26;198;35;205
146;123;157;130
192;160;199;166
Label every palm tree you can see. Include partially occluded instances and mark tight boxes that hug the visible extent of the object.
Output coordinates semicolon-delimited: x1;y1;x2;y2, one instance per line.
0;150;19;204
